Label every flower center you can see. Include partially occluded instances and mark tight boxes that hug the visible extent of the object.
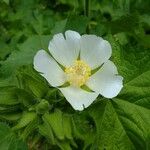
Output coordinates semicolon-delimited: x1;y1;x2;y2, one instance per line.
65;60;91;87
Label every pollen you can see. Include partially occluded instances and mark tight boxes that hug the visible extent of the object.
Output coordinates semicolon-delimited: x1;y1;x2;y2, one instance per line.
65;60;91;87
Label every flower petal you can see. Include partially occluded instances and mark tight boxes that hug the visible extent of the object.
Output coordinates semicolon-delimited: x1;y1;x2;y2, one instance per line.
86;60;123;98
80;35;112;69
59;86;99;110
48;30;81;67
34;50;66;87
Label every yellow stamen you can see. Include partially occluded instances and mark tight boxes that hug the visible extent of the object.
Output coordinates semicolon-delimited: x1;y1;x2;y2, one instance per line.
65;60;91;87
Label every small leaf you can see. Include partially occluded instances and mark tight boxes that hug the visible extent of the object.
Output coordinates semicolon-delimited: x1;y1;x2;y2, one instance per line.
39;121;55;145
0;113;21;122
62;114;73;140
16;65;49;98
36;99;50;114
17;89;36;107
43;110;64;140
21;118;39;140
13;111;36;130
40;111;75;149
0;87;19;105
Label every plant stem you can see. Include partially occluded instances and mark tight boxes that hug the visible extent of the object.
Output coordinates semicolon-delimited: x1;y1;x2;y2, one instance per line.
84;0;90;17
84;0;90;33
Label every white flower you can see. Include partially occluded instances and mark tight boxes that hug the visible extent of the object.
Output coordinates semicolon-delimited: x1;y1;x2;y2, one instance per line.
34;30;123;111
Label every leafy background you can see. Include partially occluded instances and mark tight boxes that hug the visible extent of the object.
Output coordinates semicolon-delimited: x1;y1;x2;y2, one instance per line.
0;0;150;149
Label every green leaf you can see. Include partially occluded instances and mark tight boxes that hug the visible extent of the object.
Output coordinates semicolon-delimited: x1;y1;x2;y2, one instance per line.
89;100;135;150
16;65;49;98
0;113;21;122
0;35;50;83
0;105;20;114
0;123;28;150
43;110;64;140
51;15;89;35
62;114;73;140
13;111;37;130
117;70;150;109
51;19;67;35
0;86;36;107
36;99;50;114
21;118;39;140
65;15;89;34
0;87;19;105
30;11;54;35
39;121;55;144
39;121;73;150
0;41;11;61
40;110;74;149
108;35;150;84
113;99;150;150
17;89;36;107
72;111;96;149
17;73;49;98
2;0;9;5
106;14;139;34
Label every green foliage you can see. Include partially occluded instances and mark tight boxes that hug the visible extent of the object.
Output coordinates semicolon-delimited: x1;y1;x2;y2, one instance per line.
16;65;49;98
2;0;9;5
0;87;20;105
36;100;50;114
39;110;77;150
43;110;66;140
89;100;135;150
0;123;28;150
0;35;50;85
65;15;89;33
13;112;37;130
0;0;150;149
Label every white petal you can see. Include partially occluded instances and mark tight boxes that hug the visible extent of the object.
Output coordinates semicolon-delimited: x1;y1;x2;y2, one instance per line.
34;50;66;87
80;35;112;69
48;30;81;67
86;60;123;98
59;86;99;111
